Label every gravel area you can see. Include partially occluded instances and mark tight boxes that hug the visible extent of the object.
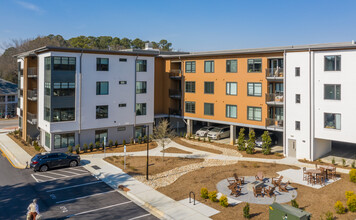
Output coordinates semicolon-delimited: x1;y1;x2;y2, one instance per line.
179;139;242;157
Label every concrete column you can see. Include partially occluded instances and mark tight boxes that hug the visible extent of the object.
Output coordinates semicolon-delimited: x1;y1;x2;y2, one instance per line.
207;122;212;126
187;119;193;137
249;127;254;133
230;125;236;145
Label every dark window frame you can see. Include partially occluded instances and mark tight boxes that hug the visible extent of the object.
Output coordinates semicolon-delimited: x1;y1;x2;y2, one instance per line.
324;55;341;71
54;133;75;149
185;81;196;93
185;61;196;73
204;81;214;94
295;121;301;130
247;82;262;97
136;81;147;94
226;104;237;118
204;61;214;73
52;108;75;122
247;106;262;121
97;58;109;71
295;67;300;77
204;103;214;116
324;112;341;130
96;105;108;119
226;59;237;73
185;101;196;113
247;59;262;72
296;94;301;103
96;81;109;95
136;103;147;116
324;84;341;100
136;60;147;72
53;56;76;71
226;82;237;96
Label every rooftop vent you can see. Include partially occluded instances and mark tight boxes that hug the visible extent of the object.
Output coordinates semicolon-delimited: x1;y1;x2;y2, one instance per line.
145;42;154;50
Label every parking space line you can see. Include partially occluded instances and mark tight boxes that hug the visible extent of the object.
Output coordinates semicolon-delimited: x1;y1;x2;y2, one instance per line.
56;190;117;204
66;167;89;173
33;173;57;179
65;201;133;218
43;172;70;178
128;214;151;220
55;169;83;175
31;174;40;183
46;181;103;193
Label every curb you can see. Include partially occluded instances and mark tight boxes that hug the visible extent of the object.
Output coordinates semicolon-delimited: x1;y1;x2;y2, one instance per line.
0;142;25;169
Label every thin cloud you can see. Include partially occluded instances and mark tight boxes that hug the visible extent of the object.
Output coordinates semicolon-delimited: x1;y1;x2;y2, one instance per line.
16;1;42;13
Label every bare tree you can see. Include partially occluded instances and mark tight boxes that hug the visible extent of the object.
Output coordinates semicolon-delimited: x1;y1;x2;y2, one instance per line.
153;119;175;161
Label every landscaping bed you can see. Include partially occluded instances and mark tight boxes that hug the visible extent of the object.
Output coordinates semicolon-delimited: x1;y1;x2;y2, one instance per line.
161;147;192;154
104;156;204;176
157;161;356;220
298;158;355;170
74;142;158;155
7;133;44;157
173;138;222;154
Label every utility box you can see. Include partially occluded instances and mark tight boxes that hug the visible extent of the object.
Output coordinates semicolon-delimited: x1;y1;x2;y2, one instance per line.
269;203;311;220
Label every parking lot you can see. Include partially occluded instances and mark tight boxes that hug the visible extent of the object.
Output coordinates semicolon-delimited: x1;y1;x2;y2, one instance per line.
31;166;158;219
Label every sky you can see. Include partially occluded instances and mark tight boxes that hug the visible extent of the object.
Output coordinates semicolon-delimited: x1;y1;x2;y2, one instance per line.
0;0;356;53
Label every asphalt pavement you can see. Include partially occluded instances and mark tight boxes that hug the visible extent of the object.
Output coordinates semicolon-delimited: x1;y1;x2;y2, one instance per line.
0;118;18;129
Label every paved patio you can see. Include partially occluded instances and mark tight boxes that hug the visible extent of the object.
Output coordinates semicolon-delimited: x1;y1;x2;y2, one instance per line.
216;176;297;205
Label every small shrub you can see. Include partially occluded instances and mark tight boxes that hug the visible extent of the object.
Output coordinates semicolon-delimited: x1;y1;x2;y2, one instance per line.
352;161;355;169
203;137;206;142
75;144;80;154
291;199;299;208
237;128;246;151
261;131;271;155
89;143;94;152
83;144;88;153
95;141;100;150
208;137;212;143
200;187;209;199
68;145;73;153
324;211;334;220
114;140;118;147
347;194;356;212
246;130;256;154
122;139;126;146
243;203;250;219
34;145;41;151
138;136;142;144
334;201;345;214
143;135;147;143
219;195;228;207
345;191;355;199
332;157;336;165
208;191;218;202
198;137;201;141
130;138;134;145
342;159;346;167
350;169;356;183
108;140;113;148
183;132;186;138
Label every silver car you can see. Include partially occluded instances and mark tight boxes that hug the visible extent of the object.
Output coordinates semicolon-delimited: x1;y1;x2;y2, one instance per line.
207;126;230;140
195;126;214;137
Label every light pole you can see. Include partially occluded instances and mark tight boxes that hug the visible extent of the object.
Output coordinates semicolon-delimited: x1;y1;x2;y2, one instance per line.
145;125;149;180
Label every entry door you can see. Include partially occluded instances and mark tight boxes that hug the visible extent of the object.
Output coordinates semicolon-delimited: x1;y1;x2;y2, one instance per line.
288;139;296;158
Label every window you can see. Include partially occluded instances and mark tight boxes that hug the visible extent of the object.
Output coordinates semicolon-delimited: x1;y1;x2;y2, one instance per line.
119;81;127;85
226;105;237;118
136;103;146;115
136;60;147;72
185;101;195;113
247;106;262;121
324;55;341;71
247;83;262;96
118;103;126;107
295;67;300;77
54;133;75;149
45;82;51;96
45;132;50;147
324;113;341;130
185;61;196;73
119;58;127;62
324;84;341;100
0;96;4;102
7;95;15;102
136;81;147;94
95;130;108;143
96;105;108;119
226;60;237;73
248;59;262;72
185;81;196;93
295;121;300;130
296;94;301;103
226;82;237;95
53;57;76;71
53;82;75;96
204;103;214;116
204;82;214;94
97;58;109;71
45;57;51;71
96;82;109;95
135;126;146;138
52;108;75;122
204;61;214;73
118;127;126;131
44;107;51;121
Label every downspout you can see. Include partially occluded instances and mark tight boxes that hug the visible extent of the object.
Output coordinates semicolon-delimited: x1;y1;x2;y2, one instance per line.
133;54;138;142
78;50;83;146
308;48;312;161
283;50;286;157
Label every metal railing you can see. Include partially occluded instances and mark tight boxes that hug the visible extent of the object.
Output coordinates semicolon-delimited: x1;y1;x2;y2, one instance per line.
169;89;181;98
169;69;182;78
266;68;284;78
28;67;38;77
169;108;181;116
27;90;37;101
27;112;37;124
266;118;283;129
266;93;284;104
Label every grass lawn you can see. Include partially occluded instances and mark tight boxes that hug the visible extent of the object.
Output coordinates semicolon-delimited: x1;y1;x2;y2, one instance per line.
157;161;356;220
104;156;204;176
161;147;192;154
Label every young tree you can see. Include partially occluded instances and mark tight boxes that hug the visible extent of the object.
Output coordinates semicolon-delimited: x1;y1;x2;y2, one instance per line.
153;119;175;161
261;131;272;155
246;129;256;154
237;128;246;151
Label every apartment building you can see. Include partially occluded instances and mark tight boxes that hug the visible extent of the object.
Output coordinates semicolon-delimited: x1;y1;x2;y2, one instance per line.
0;79;18;118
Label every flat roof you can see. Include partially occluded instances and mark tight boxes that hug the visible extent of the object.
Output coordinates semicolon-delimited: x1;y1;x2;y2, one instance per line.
0;78;18;95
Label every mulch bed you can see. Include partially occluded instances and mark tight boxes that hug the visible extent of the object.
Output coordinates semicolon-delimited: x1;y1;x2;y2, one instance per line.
75;142;158;155
7;133;44;157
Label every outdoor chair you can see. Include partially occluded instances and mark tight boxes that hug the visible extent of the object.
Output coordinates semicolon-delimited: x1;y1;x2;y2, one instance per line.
255;172;264;181
330;167;337;180
278;181;290;192
227;177;237;187
272;176;283;187
230;185;241;197
233;173;245;185
302;167;308;181
253;186;264;197
228;182;238;190
264;186;276;198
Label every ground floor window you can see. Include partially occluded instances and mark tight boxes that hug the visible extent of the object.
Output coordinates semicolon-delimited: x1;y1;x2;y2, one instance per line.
54;133;75;149
95;129;108;144
45;132;50;147
324;113;341;130
135;126;147;138
204;103;214;116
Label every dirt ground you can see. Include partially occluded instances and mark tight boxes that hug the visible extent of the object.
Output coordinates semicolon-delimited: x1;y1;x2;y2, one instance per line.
161;147;192;154
76;142;157;155
173;138;222;154
157;161;356;220
298;159;354;170
7;133;44;156
104;156;204;176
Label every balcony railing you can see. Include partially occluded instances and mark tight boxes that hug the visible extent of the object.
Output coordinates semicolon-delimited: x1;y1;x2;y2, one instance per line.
27;112;37;125
266;93;284;105
169;89;181;99
28;67;38;78
266;68;284;79
27;90;37;101
169;108;182;116
169;69;182;79
266;118;283;130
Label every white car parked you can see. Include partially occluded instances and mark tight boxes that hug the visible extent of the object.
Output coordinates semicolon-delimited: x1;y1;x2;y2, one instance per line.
195;126;214;137
207;126;230;140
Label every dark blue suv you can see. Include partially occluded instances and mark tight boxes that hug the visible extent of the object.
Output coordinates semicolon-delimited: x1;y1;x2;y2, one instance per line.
30;152;80;172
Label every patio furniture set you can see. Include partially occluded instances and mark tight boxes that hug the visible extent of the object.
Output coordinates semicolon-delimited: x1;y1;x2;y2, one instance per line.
302;165;337;186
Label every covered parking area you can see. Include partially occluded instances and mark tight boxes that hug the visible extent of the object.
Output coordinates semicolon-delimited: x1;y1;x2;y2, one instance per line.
319;141;356;166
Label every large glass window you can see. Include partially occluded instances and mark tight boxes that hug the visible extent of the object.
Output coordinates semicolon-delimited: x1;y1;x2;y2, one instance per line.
45;132;50;148
204;61;214;73
324;55;341;71
96;105;108;119
324;113;341;130
226;105;237;118
226;60;237;73
53;57;76;71
0;96;5;102
136;103;146;115
185;81;195;93
136;60;147;72
185;61;196;73
45;82;51;96
97;58;109;71
95;130;108;143
247;106;262;121
324;84;341;100
185;101;195;113
247;83;262;96
45;57;51;71
53;82;75;96
96;82;109;95
44;107;51;121
248;59;262;72
204;103;214;116
226;82;237;95
7;95;15;102
54;133;75;149
204;82;214;94
52;108;75;122
136;81;147;94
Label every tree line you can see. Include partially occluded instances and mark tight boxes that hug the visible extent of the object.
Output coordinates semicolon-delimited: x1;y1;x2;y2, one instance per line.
0;34;173;83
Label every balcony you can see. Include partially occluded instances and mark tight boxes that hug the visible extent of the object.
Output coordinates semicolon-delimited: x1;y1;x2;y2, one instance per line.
169;89;181;99
266;118;283;130
169;69;182;80
169;108;182;116
27;90;37;101
266;68;284;80
27;112;37;125
28;67;38;78
266;93;284;106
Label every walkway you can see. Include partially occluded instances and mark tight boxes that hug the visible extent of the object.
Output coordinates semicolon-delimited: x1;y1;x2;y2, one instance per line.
0;133;31;168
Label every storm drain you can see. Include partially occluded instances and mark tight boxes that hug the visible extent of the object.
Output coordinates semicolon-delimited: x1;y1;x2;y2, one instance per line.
91;165;101;170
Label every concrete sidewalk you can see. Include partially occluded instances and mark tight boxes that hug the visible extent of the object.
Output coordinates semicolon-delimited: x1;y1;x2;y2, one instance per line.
0;133;32;168
81;155;211;220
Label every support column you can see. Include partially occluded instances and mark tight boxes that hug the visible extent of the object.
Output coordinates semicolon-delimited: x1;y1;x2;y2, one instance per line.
187;119;193;137
230;125;236;145
207;122;212;126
